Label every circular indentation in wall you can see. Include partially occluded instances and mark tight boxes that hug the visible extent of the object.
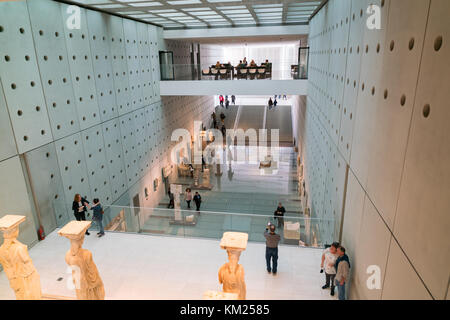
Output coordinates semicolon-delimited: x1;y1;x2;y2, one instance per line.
390;40;395;51
434;36;443;51
371;87;376;96
11;83;16;89
36;106;40;111
384;89;388;99
25;55;30;61
409;38;415;50
19;27;24;34
39;30;43;36
4;55;10;62
41;130;45;135
423;104;431;118
400;95;406;106
17;110;23;116
0;26;3;32
23;136;28;141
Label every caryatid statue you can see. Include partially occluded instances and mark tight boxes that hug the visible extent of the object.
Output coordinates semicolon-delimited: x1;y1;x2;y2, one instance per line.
58;221;105;300
218;232;248;300
0;215;42;300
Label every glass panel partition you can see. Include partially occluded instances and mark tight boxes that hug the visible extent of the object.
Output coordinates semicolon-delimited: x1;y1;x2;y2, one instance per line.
102;205;334;249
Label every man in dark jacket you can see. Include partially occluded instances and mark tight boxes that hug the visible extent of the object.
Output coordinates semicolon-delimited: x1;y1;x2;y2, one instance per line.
193;192;202;213
274;203;286;228
264;223;281;275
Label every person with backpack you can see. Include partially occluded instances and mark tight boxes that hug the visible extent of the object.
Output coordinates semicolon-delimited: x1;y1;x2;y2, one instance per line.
91;198;105;237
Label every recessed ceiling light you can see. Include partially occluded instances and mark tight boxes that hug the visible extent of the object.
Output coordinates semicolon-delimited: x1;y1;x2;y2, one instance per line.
128;2;164;7
167;0;201;4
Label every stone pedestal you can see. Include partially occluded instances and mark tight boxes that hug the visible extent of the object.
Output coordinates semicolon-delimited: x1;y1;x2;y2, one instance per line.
203;290;238;300
0;215;42;300
215;163;223;176
193;164;201;187
202;168;211;188
170;184;183;221
218;232;248;300
58;221;105;300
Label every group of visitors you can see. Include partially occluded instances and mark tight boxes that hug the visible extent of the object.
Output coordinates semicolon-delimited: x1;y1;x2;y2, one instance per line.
219;95;235;108
266;202;351;300
72;194;105;237
236;58;271;69
268;97;278;109
167;188;203;212
320;242;351;300
211;110;227;137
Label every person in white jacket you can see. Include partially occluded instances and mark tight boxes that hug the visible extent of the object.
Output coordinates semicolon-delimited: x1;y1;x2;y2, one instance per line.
320;242;339;296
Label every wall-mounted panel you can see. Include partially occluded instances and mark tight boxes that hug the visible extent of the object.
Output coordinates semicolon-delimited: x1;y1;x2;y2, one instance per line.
394;0;450;300
102;118;128;200
366;0;430;230
381;239;432;300
27;0;81;141
0;81;17;161
60;3;101;130
54;132;92;217
81;125;113;204
86;10;119;122
0;1;53;153
24;142;69;230
0;156;38;247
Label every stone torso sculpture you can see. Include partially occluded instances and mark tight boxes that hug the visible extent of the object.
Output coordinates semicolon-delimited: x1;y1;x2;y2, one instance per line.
218;232;248;300
59;221;105;300
218;258;246;300
0;215;41;300
66;246;105;300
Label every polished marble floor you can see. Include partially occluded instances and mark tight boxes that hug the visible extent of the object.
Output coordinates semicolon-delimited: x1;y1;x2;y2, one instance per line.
0;231;337;300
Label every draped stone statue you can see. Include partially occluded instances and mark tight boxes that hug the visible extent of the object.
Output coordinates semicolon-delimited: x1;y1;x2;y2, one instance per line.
58;221;105;300
218;232;248;300
0;215;42;300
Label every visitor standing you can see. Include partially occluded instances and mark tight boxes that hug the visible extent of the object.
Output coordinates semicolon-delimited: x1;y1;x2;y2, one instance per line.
274;203;286;228
268;98;273;109
167;189;174;209
91;198;105;237
264;223;281;275
72;194;90;235
219;95;224;107
193;192;202;213
185;188;192;209
321;242;339;296
231;95;236;105
335;246;351;300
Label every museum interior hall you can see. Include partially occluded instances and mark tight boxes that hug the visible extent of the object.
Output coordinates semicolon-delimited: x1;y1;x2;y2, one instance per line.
0;0;449;301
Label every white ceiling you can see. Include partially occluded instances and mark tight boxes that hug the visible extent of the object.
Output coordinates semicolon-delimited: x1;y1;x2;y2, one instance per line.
65;0;324;29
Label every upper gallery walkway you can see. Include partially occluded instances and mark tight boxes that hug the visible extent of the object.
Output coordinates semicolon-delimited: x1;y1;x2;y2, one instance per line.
159;59;309;96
